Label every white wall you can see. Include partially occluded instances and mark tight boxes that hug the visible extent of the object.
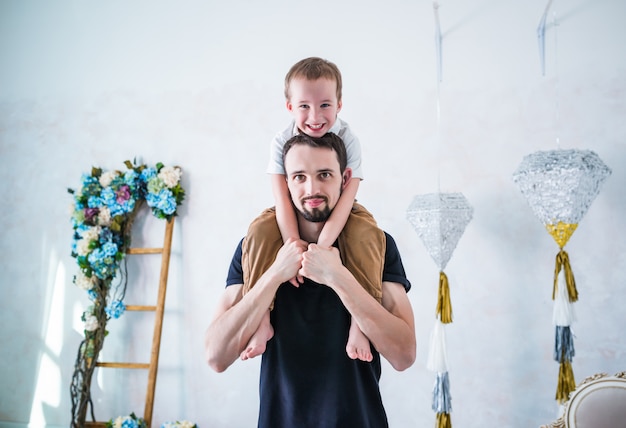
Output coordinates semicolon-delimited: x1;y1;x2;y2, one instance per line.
1;0;625;427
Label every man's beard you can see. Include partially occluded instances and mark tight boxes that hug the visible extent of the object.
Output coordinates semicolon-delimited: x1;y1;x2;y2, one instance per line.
298;197;331;222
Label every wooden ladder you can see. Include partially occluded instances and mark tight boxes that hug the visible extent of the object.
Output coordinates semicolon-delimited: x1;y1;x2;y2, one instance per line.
85;217;175;428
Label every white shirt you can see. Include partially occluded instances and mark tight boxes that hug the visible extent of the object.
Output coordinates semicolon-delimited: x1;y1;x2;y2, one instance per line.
266;118;364;179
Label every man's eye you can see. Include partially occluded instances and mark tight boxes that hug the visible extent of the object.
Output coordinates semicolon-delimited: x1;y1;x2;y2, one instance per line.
320;172;331;179
294;175;305;182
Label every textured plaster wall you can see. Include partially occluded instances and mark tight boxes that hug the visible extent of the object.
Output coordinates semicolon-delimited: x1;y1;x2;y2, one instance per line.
0;0;624;427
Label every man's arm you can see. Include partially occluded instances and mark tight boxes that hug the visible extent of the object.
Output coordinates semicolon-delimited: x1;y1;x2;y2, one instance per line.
299;244;416;371
204;238;307;372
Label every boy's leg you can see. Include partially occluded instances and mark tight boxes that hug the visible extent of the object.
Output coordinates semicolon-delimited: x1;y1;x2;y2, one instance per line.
241;310;274;360
338;202;386;362
346;316;373;362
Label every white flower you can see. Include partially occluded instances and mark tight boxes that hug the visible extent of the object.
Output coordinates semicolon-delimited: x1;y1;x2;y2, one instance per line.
84;314;99;331
81;225;101;241
74;271;96;290
97;206;112;226
158;166;182;188
99;171;119;188
76;238;92;256
161;422;196;428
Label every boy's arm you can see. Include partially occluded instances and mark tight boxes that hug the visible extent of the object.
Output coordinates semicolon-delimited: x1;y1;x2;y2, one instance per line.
317;178;360;247
271;174;300;242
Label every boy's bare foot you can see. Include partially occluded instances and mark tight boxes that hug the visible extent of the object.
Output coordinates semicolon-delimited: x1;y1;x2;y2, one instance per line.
241;311;274;360
346;317;373;362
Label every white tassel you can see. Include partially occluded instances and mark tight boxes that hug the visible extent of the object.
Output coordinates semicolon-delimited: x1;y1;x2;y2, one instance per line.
427;319;448;373
553;268;577;327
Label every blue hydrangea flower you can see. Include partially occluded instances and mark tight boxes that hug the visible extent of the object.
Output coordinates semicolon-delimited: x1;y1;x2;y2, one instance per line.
141;167;157;181
88;248;118;279
101;187;116;206
102;241;118;257
106;300;126;319
87;195;102;208
147;189;176;216
124;169;139;185
122;418;139;428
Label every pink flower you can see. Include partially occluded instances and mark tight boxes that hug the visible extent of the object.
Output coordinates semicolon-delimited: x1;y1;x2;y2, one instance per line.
115;185;131;204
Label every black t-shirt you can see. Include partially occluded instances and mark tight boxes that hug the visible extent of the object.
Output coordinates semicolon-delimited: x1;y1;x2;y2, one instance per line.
226;232;411;428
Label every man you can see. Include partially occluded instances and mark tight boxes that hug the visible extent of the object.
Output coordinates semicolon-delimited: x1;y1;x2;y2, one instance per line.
204;133;416;427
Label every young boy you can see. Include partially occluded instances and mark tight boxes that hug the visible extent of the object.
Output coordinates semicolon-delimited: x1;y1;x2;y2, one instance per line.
240;57;386;362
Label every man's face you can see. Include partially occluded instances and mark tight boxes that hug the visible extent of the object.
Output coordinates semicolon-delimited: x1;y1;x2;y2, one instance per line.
286;78;342;138
284;144;350;223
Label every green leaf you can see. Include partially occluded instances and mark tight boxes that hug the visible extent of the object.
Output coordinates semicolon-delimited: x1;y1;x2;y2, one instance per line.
124;160;134;169
91;167;102;177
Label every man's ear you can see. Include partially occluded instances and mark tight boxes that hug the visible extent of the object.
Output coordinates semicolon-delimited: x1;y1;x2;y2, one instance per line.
342;167;352;189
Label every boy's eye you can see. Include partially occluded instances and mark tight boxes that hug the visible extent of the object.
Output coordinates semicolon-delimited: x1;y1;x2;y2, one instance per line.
299;104;309;109
321;103;330;108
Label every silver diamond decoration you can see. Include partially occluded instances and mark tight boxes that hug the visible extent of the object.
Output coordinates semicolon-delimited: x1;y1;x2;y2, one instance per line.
406;193;474;270
512;149;611;226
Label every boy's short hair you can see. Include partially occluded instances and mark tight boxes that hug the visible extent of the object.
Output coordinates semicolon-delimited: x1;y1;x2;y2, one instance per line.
284;57;343;102
283;133;347;174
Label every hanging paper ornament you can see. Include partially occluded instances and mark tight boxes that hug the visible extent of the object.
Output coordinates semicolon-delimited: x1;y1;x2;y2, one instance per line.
406;192;474;272
512;149;610;244
513;148;611;403
407;192;473;428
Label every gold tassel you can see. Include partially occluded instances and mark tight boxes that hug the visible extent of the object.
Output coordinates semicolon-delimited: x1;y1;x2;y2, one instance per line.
555;360;576;404
436;271;453;324
552;250;578;302
436;412;452;428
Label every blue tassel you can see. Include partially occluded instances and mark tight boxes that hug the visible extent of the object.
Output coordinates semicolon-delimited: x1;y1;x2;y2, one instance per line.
554;326;575;363
432;371;452;413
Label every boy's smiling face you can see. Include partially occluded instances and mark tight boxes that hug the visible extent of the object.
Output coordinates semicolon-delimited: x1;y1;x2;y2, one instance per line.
286;77;342;138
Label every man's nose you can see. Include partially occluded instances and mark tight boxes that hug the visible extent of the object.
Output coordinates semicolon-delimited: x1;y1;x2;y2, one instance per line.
305;179;318;195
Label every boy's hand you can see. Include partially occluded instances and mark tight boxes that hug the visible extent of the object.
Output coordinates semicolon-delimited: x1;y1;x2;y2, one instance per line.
299;243;344;286
288;275;304;288
269;238;307;286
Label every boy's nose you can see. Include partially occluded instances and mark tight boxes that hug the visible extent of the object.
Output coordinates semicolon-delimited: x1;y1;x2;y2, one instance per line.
309;107;321;120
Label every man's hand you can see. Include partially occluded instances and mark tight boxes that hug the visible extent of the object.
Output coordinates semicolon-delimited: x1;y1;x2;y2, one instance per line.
299;243;345;286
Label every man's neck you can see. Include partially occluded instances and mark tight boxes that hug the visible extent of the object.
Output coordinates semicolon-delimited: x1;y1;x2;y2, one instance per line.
297;216;324;243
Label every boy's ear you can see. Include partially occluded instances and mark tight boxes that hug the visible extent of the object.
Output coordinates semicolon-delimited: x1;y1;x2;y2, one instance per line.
286;100;293;112
337;99;342;113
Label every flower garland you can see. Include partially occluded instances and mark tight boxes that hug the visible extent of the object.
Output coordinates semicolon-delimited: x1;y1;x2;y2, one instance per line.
161;421;198;428
107;413;146;428
68;160;185;428
106;413;197;428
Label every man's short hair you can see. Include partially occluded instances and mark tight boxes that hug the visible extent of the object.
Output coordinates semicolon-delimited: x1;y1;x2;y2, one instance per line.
284;57;343;102
282;133;347;174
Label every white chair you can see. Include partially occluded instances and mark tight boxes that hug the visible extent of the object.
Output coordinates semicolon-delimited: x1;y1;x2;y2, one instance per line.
540;371;626;428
